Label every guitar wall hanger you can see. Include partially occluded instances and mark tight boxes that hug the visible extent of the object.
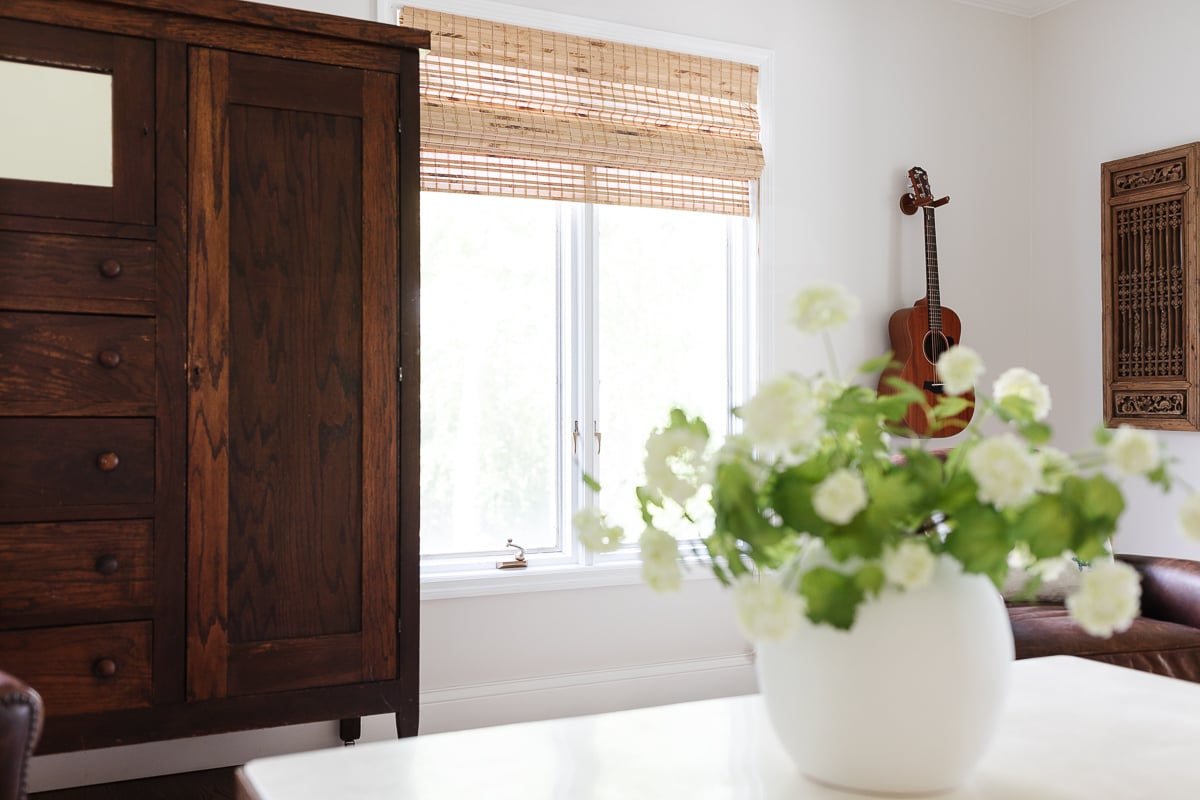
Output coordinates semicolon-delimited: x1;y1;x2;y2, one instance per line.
900;188;950;215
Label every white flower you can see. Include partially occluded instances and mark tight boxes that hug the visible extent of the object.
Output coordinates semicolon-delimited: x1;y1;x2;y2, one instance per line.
1035;446;1076;493
812;468;868;525
643;424;709;505
1179;494;1200;543
639;526;682;592
1006;542;1073;582
966;433;1040;509
573;507;624;553
935;345;984;397
737;375;824;461
1065;560;1141;637
733;572;806;642
813;376;847;406
791;284;860;333
993;367;1052;421
882;540;937;590
1105;425;1161;477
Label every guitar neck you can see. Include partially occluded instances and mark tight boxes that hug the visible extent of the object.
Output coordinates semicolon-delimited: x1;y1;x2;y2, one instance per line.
923;206;942;333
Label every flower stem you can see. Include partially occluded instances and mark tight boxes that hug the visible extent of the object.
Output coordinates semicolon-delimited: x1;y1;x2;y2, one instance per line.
822;330;841;381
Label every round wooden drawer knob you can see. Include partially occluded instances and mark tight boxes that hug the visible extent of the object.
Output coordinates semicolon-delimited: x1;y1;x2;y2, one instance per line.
96;555;120;575
99;259;122;278
98;350;122;369
97;451;120;472
93;658;118;679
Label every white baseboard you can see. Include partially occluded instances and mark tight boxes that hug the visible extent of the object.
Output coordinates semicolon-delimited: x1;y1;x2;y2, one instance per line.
31;653;757;792
360;651;758;739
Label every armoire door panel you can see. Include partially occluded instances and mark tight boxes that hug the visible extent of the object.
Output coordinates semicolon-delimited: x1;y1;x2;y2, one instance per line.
226;101;365;643
187;47;399;701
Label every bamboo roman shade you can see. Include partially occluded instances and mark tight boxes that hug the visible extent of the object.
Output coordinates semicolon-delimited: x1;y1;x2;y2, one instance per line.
398;7;765;215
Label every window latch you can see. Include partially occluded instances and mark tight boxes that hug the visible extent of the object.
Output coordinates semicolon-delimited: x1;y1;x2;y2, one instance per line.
572;420;581;455
496;538;528;570
594;420;602;454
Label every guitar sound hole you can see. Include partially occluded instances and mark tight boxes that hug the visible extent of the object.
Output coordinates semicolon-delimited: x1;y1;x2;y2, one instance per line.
922;330;952;364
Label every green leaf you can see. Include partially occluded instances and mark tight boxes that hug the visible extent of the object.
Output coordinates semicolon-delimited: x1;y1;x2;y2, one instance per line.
582;473;602;493
666;407;710;439
896;448;944;499
937;469;981;516
1018;421;1052;446
865;469;921;521
930;396;972;420
1093;425;1115;446
705;546;733;586
1065;474;1125;525
1074;537;1111;564
800;567;865;630
1147;461;1174;491
826;516;888;561
771;469;829;539
996;395;1038;423
1013;496;1074;559
858;352;896;374
855;564;886;596
713;462;792;569
635;485;661;525
880;377;927;409
943;504;1011;583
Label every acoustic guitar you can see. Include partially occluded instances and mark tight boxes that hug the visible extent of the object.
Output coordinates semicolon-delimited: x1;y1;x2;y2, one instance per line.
878;167;974;437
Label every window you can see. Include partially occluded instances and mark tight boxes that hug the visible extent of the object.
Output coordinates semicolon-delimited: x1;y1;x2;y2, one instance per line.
419;194;754;571
389;2;771;580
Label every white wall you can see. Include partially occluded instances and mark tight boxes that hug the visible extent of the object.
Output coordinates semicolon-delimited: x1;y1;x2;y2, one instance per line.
1031;0;1200;560
28;0;1034;791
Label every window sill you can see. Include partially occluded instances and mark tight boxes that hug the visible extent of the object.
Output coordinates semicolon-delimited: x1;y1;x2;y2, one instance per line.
420;558;716;600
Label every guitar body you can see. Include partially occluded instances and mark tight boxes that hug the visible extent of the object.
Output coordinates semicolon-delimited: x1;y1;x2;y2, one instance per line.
879;298;974;437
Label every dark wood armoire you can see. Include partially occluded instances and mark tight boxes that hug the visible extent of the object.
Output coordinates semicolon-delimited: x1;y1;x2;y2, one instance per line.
0;0;424;753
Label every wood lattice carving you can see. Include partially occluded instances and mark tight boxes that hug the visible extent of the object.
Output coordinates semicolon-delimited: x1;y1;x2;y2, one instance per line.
1102;144;1199;431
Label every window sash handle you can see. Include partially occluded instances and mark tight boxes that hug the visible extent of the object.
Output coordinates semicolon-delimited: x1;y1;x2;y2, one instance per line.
572;420;601;455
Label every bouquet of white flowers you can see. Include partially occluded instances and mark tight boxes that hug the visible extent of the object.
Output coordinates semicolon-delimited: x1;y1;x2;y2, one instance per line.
576;284;1200;641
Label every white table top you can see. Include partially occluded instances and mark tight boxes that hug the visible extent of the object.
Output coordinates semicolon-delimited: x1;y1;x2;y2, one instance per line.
238;656;1200;799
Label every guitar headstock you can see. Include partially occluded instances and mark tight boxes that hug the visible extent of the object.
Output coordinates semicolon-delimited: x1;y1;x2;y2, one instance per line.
900;166;949;215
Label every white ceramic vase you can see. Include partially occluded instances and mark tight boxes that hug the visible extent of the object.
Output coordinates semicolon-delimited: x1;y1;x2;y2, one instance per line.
755;555;1015;795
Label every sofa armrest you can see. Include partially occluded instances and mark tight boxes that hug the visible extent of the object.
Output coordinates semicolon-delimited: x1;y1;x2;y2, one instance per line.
0;670;42;800
1119;554;1200;630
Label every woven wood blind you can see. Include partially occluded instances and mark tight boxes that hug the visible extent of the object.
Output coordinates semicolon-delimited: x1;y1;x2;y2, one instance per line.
399;7;765;215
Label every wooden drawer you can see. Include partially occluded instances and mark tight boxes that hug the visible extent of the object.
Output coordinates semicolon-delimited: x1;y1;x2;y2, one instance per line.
0;418;153;515
0;311;155;416
0;621;152;716
0;231;155;315
0;520;153;626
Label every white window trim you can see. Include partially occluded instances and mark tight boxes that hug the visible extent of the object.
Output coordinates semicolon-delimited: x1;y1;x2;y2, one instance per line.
378;0;776;599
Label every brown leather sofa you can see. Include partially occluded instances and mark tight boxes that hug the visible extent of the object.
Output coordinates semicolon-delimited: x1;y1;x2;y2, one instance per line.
1009;555;1200;683
0;671;41;800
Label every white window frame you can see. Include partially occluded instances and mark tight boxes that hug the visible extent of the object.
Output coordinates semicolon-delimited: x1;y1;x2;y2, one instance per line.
377;0;776;599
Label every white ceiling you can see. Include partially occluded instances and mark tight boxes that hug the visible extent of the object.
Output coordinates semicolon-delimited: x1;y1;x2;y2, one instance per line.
952;0;1076;17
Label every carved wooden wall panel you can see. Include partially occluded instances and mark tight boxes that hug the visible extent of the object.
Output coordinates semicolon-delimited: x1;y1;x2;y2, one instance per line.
1102;143;1200;430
